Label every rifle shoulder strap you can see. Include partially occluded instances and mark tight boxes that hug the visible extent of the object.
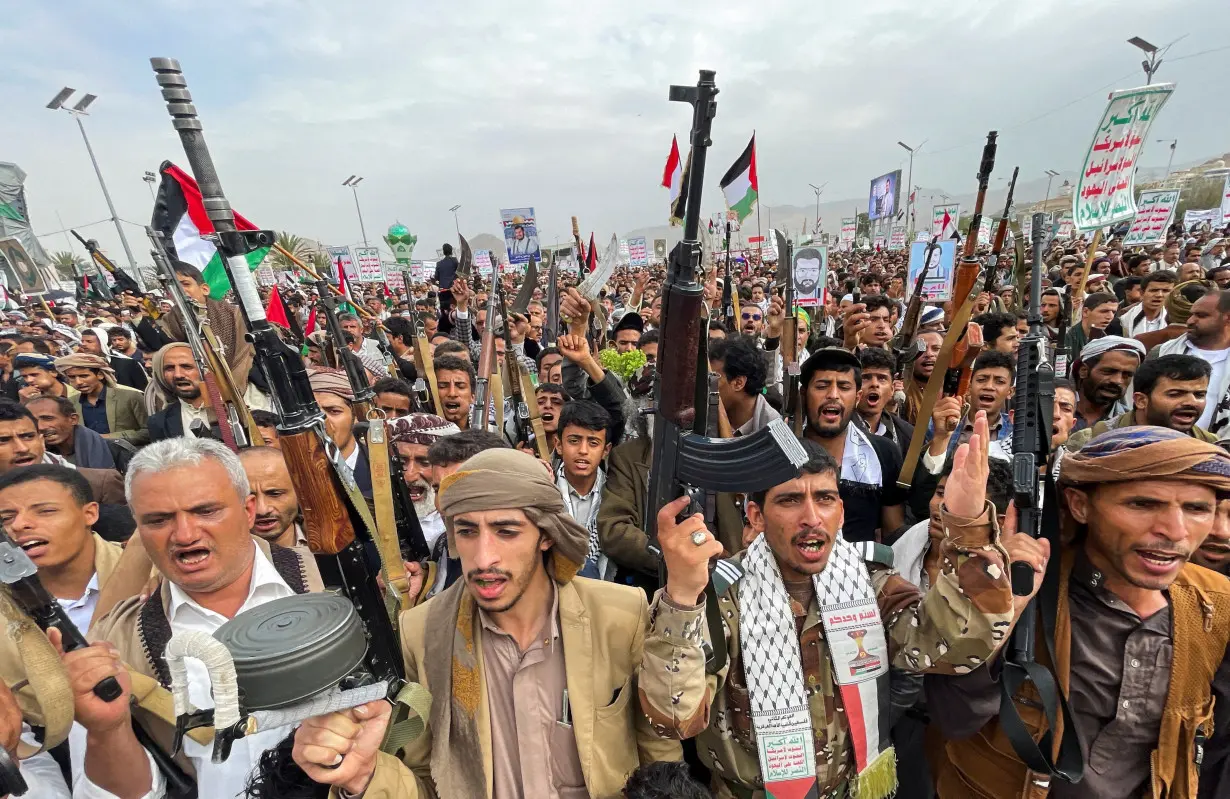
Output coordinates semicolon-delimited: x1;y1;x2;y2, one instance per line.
365;418;411;612
0;592;74;756
415;335;441;415
996;473;1084;785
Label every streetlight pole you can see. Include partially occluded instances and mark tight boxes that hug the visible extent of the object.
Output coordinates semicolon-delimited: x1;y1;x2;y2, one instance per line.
142;170;157;201
807;182;827;234
342;175;368;246
449;204;461;237
1157;139;1178;179
1043;169;1060;209
897;139;926;235
1128;36;1162;84
47;87;145;290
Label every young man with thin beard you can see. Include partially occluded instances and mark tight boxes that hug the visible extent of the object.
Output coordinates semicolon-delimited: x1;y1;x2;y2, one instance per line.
293;449;682;797
554;400;613;579
638;423;1028;798
238;446;303;548
800;347;906;547
56;353;149;445
854;346;914;448
931;428;1230;799
432;354;475;430
1154;289;1230;435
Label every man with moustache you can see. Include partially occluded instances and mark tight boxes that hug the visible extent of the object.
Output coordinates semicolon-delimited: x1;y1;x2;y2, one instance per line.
1067;354;1217;450
930;427;1230;799
388;413;460;588
1153;289;1230;436
13;352;72;401
535;382;567;452
800;347;906;546
61;437;322;799
146;342;220;442
638;424;1027;799
291;448;682;797
1073;336;1146;432
1191;497;1230;576
25;395;134;473
238;446;303;548
903;329;943;425
854;346;914;448
309;368;371;497
0;400;125;505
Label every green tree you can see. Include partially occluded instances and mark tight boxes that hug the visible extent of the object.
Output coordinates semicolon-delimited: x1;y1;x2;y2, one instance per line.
271;231;313;272
50;251;86;280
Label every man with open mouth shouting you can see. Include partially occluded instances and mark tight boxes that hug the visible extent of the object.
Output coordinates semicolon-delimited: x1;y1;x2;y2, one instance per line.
638;415;1023;799
292;448;681;797
929;426;1230;799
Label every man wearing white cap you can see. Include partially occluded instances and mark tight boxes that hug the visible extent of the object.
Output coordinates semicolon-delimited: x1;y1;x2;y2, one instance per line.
1072;335;1146;432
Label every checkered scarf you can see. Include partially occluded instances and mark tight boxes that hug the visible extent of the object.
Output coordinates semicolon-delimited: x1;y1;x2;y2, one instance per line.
740;530;894;797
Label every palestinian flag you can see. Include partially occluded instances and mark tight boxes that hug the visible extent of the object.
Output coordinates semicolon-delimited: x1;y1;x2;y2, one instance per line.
663;135;689;225
151;161;270;300
335;257;358;314
719;135;758;223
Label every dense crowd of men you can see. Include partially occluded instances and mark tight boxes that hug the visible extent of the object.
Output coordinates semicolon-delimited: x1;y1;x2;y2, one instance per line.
0;219;1228;799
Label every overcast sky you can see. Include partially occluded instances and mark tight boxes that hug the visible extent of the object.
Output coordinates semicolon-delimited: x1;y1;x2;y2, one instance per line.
3;0;1228;266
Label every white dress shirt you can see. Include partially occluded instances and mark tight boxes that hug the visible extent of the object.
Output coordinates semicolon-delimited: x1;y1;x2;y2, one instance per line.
56;572;99;634
75;543;296;799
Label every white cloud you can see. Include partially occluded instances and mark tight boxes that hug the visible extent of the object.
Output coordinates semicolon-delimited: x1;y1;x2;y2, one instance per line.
2;0;1227;269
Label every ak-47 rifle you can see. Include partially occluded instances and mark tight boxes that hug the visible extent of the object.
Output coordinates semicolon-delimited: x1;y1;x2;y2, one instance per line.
149;227;261;450
985;165;1019;299
897;133;997;489
998;213;1085;785
646;70;808;674
150;58;405;758
774;230;803;435
498;283;550;459
70;230;131;302
469;286;499;431
316;276;375;417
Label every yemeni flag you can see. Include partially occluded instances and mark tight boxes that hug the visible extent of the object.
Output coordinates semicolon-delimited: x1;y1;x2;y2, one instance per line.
663;135;689;225
152;161;271;300
720;135;758;223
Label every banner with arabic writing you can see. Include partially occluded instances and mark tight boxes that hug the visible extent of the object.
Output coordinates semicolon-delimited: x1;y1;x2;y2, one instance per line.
1073;83;1174;231
840;218;856;244
932;204;960;240
1122;190;1181;247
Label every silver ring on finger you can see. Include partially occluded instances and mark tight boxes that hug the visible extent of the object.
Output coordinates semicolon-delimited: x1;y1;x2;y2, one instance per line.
691;530;708;547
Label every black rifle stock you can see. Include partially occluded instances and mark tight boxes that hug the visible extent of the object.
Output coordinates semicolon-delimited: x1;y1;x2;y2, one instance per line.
722;222;736;332
985;165;1019;296
997;212;1084;784
646;72;808;662
149;61;404;752
315;277;375;411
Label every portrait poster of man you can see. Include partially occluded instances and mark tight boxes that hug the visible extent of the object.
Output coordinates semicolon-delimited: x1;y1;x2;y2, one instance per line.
906;239;957;301
867;170;901;221
0;236;48;295
500;207;541;265
653;238;667;261
792;246;827;307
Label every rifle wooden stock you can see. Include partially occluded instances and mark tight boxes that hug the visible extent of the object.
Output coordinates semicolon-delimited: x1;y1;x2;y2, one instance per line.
280;429;357;555
413;333;440;414
948;132;999;400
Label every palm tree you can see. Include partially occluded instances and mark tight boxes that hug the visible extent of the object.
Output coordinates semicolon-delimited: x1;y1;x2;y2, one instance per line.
271;231;313;272
50;250;86;280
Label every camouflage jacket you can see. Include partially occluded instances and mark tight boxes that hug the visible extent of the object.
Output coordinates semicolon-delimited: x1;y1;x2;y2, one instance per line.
637;502;1015;798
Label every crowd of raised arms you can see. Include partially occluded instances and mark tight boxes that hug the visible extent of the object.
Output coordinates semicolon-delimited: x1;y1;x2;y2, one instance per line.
3;65;1230;799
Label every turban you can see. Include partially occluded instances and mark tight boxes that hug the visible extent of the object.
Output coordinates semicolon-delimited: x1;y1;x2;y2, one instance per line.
1076;335;1145;369
1165;279;1215;325
388;413;459;446
150;342;194;401
1061;426;1230;496
54;353;117;387
919;306;945;326
307;367;355;402
86;326;112;357
438;448;588;582
51;324;81;343
12;353;55;370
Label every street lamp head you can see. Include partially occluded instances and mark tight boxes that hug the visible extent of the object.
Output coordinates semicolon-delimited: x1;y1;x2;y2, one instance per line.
342;175;357;186
1045;169;1060;177
449;204;461;213
897;141;912;152
350;176;363;187
72;94;96;113
1128;36;1158;54
46;87;75;111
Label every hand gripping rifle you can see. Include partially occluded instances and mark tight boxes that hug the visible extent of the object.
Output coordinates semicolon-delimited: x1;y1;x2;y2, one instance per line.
148;227;261;450
647;70;808;674
897;134;997;489
0;522;197;796
997;213;1085;787
150;58;409;760
498;283;550;459
469;286;499;431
